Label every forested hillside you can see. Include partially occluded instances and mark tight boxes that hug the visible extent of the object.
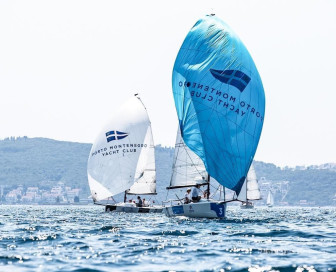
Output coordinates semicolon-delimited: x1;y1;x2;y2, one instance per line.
0;137;335;205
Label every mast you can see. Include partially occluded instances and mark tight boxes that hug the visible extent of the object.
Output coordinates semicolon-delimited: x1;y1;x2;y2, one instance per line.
207;174;210;199
123;191;127;203
245;177;248;202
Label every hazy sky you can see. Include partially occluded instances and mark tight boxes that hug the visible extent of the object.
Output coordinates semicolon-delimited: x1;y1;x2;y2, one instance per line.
0;0;335;167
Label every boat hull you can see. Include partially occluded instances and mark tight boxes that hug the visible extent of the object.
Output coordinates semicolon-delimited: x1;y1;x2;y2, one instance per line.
163;201;226;218
240;203;254;209
105;204;163;213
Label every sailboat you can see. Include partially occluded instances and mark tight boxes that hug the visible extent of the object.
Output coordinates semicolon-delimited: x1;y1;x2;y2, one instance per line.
164;128;226;218
267;191;274;207
87;95;162;213
163;14;266;218
238;163;261;209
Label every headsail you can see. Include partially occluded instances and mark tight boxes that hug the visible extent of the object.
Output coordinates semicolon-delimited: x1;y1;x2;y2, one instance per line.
172;15;265;194
168;126;208;189
87;95;156;201
237;163;261;201
127;125;156;195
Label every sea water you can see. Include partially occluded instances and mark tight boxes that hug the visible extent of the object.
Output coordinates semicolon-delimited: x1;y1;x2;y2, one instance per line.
0;205;335;272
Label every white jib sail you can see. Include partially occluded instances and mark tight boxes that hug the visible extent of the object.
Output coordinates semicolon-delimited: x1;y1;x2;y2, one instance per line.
169;127;208;188
127;124;156;195
237;163;261;201
87;95;153;201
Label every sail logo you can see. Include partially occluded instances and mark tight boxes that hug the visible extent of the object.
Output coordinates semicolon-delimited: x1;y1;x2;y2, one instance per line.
106;131;129;142
210;69;250;92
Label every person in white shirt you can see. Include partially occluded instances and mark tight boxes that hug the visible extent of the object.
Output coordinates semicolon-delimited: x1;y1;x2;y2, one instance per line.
184;188;191;204
192;184;202;202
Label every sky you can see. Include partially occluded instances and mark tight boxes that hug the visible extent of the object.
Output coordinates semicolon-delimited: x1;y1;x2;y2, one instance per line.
0;0;335;167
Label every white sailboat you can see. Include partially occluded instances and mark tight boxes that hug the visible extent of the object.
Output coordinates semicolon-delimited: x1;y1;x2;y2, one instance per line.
267;191;274;207
87;95;162;213
163;128;226;218
238;163;261;209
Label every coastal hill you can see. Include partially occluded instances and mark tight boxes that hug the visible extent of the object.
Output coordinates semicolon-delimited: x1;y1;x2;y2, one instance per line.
0;137;335;206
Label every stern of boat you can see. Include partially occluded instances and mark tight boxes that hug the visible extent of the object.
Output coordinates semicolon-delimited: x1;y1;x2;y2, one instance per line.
163;200;226;219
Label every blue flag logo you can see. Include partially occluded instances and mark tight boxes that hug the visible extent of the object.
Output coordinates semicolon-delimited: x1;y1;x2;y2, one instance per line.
106;131;129;142
210;69;251;92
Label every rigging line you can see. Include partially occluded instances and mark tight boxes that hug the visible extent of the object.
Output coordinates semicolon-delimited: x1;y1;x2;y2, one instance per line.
181;137;207;178
209;184;220;199
170;131;182;187
133;125;151;184
152;195;160;206
176;131;205;185
209;182;220;189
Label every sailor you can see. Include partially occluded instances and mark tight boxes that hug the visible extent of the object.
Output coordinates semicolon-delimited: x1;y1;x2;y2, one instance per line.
192;184;202;202
142;198;147;207
91;191;98;203
136;196;143;207
184;188;191;204
203;189;210;199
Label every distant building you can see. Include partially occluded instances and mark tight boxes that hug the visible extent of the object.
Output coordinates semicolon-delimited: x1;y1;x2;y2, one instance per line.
5;187;23;203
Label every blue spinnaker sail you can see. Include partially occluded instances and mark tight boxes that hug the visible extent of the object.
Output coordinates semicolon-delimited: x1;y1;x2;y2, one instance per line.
172;15;265;194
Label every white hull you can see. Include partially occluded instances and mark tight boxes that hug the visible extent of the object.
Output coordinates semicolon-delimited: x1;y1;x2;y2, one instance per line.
105;204;163;213
240;202;254;209
163;200;226;218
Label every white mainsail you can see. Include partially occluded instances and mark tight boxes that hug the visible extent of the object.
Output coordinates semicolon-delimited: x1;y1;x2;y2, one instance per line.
169;127;208;188
87;95;156;202
237;163;261;202
267;191;274;206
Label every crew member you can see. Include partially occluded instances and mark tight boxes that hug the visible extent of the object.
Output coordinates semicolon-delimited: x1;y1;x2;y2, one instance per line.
184;188;191;204
137;196;143;207
192;184;202;202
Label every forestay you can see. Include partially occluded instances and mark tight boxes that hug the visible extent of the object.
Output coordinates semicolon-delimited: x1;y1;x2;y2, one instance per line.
87;96;156;202
172;15;265;194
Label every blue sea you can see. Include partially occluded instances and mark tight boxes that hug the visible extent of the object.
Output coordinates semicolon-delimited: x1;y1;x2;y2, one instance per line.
0;205;335;272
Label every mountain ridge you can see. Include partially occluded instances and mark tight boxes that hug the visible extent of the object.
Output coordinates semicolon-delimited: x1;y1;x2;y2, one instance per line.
0;137;335;206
